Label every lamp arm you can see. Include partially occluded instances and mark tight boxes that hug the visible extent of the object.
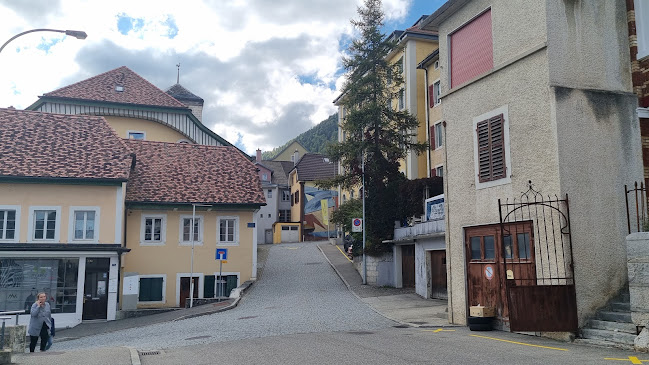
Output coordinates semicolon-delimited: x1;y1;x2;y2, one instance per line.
0;28;67;54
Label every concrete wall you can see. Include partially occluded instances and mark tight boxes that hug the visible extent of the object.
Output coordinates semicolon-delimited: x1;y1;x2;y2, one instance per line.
546;0;642;324
353;252;395;287
626;233;649;327
122;209;255;308
257;185;278;244
414;237;445;298
436;0;553;325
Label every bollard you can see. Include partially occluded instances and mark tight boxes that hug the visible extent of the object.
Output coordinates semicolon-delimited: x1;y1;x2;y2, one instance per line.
0;320;4;350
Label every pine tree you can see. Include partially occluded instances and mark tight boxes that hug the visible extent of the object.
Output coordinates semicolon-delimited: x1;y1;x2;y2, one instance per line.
322;0;427;254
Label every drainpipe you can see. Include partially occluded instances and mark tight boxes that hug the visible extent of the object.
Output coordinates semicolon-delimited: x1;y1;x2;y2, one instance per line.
442;120;454;324
423;68;431;177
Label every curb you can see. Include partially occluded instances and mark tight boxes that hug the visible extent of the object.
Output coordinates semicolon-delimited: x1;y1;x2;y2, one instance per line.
172;297;241;322
316;244;353;290
127;346;141;365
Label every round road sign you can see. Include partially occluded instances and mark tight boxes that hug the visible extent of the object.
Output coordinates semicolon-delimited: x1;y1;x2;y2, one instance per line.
485;265;494;280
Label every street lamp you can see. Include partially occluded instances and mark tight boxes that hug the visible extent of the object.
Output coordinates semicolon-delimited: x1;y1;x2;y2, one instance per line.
189;203;211;308
0;28;87;54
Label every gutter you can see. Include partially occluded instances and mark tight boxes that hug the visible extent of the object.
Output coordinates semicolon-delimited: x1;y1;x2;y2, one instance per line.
0;176;127;185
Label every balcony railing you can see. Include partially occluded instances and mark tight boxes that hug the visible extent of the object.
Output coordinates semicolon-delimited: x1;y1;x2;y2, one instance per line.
393;219;445;241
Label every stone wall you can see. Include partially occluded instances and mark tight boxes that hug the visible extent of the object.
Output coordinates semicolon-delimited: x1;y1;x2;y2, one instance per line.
627;232;649;351
353;252;395;287
1;325;26;354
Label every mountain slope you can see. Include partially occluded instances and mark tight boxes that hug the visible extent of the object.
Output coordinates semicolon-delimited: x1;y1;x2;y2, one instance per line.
263;113;338;159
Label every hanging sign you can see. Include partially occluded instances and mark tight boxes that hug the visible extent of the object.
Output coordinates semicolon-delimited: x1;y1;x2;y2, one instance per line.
321;199;329;225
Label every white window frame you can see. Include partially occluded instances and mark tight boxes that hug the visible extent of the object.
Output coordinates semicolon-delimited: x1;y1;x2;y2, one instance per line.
179;214;203;246
635;0;649;59
0;205;20;243
68;206;100;243
137;274;166;304
281;190;291;202
473;105;512;190
435;164;444;178
433;79;441;107
398;88;405;110
127;130;146;140
262;173;269;181
28;206;61;243
212;271;240;298
175;272;204;307
434;121;443;149
267;189;273;198
434;60;440;70
217;216;239;246
140;214;167;246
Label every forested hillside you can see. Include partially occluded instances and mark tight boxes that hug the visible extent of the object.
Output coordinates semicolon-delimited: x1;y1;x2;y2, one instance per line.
262;113;338;159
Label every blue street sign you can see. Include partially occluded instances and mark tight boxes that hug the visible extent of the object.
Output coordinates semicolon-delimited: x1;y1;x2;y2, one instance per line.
215;248;228;261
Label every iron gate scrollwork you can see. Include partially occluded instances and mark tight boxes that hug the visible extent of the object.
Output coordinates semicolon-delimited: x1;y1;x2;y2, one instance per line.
498;181;578;332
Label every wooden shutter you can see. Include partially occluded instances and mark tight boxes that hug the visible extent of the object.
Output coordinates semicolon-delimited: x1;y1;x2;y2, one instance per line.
430;126;436;149
477;114;506;182
431;168;437;177
428;84;435;108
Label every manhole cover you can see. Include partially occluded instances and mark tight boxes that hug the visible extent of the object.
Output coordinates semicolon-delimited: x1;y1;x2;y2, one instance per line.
238;315;258;320
184;335;212;341
140;351;161;356
304;262;322;265
347;331;374;335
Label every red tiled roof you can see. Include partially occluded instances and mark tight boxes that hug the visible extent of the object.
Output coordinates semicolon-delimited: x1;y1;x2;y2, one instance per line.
43;66;188;109
0;108;131;181
125;140;265;205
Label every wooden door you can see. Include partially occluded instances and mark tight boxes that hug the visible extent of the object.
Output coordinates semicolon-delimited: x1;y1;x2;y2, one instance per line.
401;245;415;288
465;226;505;317
430;250;447;299
179;277;199;308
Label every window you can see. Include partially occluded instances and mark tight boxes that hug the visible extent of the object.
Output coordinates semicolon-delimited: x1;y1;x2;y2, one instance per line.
179;215;203;245
69;207;100;242
127;131;146;140
429;80;441;108
435;166;444;178
0;206;19;242
262;173;268;181
281;190;291;202
434;60;439;69
139;276;164;302
291;155;295;162
398;88;405;110
450;9;493;88
432;122;443;149
205;274;239;298
267;189;273;198
28;206;61;242
140;214;166;245
279;210;291;222
504;233;532;260
218;216;239;245
477;114;506;183
294;191;299;204
635;0;649;59
469;235;496;261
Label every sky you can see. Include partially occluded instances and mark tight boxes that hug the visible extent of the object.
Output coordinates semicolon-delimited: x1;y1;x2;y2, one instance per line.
0;0;445;154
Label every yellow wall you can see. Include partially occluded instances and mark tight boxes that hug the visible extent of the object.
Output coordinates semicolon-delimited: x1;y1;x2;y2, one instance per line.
273;141;308;162
425;57;445;172
104;116;190;143
0;183;120;244
122;209;255;308
272;222;301;243
416;41;439;178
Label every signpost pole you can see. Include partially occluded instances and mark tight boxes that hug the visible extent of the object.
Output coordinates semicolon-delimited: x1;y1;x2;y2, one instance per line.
219;259;223;301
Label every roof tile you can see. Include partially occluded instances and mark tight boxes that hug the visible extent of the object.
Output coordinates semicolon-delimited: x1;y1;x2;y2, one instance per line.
0;108;132;180
294;153;337;181
125;140;265;205
44;66;187;109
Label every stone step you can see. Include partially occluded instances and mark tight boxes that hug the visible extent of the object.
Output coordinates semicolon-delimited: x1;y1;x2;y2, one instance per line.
588;319;637;334
598;310;632;323
574;338;635;351
610;301;631;312
581;328;637;346
618;292;630;302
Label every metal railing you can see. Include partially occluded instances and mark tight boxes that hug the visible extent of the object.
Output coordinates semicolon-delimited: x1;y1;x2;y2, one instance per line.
625;182;648;234
393;219;445;241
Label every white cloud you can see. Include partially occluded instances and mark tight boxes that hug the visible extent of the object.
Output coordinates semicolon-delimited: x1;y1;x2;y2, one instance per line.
0;0;422;154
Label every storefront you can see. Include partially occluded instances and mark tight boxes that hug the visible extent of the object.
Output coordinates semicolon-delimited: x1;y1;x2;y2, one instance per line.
0;245;126;329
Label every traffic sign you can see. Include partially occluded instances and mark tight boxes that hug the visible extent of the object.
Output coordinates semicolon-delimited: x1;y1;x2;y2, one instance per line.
485;265;494;280
352;218;363;232
215;248;228;261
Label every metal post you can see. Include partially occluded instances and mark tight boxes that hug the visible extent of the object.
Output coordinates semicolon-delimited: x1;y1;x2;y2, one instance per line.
626;184;631;234
362;150;367;285
189;204;195;308
219;260;223;301
0;319;5;351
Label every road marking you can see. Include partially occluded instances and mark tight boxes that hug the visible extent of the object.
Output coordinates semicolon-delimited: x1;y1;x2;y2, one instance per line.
422;329;455;333
604;356;648;364
469;334;568;351
336;245;353;263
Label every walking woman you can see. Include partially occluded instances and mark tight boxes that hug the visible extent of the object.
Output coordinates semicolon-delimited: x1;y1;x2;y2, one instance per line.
28;292;52;352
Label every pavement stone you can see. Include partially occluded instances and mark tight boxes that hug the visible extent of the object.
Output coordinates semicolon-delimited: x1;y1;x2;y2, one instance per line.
11;346;132;365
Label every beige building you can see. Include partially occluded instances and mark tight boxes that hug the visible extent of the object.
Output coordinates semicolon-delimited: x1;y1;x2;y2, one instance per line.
0;109;131;328
420;0;642;333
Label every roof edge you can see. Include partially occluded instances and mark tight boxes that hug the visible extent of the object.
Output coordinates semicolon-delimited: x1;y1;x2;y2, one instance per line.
125;201;266;209
419;0;472;31
0;176;127;185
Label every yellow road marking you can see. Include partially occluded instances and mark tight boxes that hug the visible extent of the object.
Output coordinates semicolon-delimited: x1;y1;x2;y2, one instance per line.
336;245;353;263
604;356;647;364
469;334;568;351
422;329;455;333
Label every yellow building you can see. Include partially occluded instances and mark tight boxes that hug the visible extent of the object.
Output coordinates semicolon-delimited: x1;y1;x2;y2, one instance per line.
0;109;132;328
271;140;309;163
417;49;444;177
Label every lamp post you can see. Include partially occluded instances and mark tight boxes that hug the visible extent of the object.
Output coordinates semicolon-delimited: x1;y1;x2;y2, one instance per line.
189;203;211;308
0;28;87;54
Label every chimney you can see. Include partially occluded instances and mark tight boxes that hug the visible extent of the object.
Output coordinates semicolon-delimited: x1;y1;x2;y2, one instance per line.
256;149;262;162
293;150;299;166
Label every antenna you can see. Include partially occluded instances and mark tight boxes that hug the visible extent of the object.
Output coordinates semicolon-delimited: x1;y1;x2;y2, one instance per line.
176;63;180;84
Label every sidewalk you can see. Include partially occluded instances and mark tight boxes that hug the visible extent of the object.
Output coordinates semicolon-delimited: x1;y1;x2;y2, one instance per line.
318;242;452;328
11;346;135;365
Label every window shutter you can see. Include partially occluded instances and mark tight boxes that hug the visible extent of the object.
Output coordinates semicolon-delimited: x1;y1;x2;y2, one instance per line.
477;114;506;182
430;126;435;149
428;84;435;108
431;168;437;177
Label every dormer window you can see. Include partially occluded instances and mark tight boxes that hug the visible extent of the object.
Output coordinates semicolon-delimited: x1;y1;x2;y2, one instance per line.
115;85;124;92
262;173;268;181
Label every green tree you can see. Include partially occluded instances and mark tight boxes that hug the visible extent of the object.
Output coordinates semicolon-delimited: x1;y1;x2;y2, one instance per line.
320;0;427;254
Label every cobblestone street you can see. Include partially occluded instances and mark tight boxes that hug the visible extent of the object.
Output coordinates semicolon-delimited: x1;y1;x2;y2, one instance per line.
53;242;394;351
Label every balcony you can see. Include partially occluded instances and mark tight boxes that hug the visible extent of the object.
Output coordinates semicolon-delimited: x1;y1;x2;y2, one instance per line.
393;219;445;241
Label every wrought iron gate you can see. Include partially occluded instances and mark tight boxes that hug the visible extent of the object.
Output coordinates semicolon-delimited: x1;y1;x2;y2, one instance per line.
498;181;578;332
